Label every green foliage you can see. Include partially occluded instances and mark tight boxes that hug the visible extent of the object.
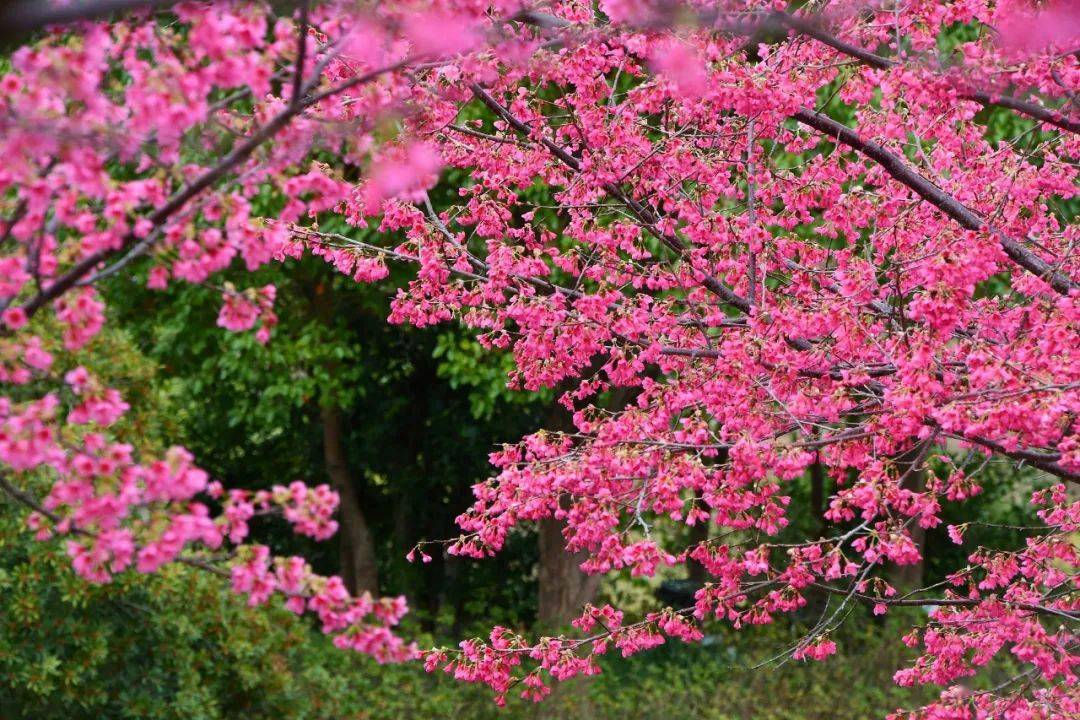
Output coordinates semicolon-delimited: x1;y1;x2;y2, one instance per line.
232;609;939;720
105;251;546;629
564;613;936;720
433;332;548;420
0;506;382;720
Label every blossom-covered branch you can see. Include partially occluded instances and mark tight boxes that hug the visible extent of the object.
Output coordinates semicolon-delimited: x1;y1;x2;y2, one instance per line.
0;2;1076;718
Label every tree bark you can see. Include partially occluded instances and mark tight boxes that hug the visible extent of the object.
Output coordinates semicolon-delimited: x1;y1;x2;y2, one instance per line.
537;514;602;628
321;403;379;594
535;392;603;628
535;382;642;628
886;443;930;592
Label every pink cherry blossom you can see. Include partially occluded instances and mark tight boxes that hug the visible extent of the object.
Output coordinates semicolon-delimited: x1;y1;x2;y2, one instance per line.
0;1;1075;712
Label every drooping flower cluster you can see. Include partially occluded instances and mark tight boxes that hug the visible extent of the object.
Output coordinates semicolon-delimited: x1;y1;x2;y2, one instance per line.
217;283;278;343
10;384;414;659
0;0;1077;715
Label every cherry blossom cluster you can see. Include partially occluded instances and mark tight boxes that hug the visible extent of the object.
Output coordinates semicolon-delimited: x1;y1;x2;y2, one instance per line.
0;0;475;662
4;368;413;659
211;479;341;543
229;546;413;661
0;0;1077;714
217;283;278;344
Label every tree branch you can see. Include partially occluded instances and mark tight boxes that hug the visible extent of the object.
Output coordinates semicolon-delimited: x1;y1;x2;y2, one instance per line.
812;582;1079;622
958;90;1080;134
0;473;232;578
16;56;409;321
0;0;177;44
469;83;753;313
291;0;310;107
767;12;1079;134
793;107;1077;296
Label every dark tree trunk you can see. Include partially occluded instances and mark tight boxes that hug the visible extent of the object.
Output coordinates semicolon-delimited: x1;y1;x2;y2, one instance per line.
886;442;930;592
687;447;726;584
535;511;602;719
537;515;602;628
321;403;380;594
535;382;641;628
535;392;602;628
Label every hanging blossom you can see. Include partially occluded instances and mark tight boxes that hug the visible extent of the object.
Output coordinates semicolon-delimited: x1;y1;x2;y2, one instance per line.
0;0;1078;714
0;0;503;664
14;389;415;660
217;283;278;344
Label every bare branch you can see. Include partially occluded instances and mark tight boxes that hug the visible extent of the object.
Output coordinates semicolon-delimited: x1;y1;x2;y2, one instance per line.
291;0;310;107
0;0;174;43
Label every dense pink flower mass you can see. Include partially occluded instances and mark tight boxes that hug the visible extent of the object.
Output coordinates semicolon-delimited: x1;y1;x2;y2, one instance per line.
0;0;1078;716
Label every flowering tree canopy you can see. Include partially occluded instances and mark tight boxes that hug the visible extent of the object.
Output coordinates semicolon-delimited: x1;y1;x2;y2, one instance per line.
0;0;1077;717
